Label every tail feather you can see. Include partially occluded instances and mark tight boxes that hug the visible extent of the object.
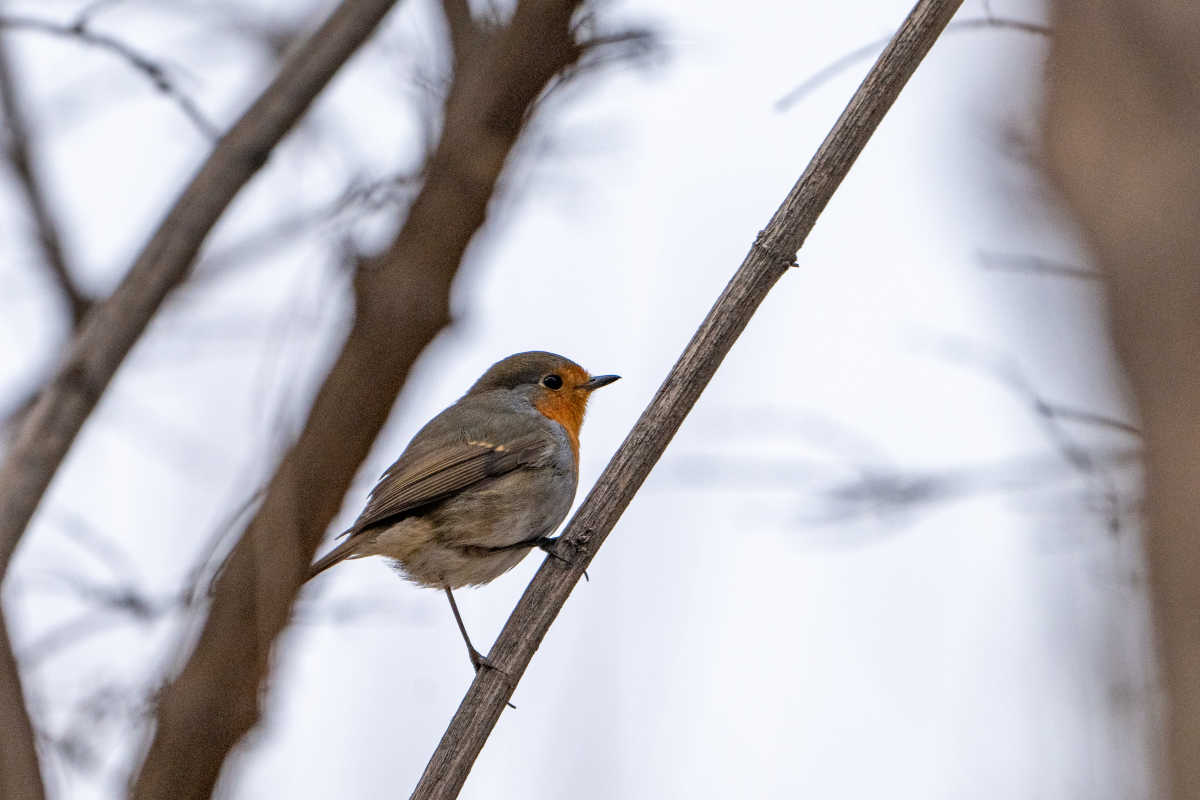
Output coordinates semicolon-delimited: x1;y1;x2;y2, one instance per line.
308;535;362;581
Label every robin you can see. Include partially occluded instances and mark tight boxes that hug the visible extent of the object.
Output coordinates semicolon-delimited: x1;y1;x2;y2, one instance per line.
308;351;618;671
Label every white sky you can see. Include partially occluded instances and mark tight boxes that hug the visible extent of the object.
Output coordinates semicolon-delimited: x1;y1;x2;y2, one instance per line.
0;0;1155;798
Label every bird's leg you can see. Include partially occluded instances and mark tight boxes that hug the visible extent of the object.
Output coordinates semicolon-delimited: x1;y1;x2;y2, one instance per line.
482;536;588;581
444;587;497;673
534;537;588;582
444;587;516;709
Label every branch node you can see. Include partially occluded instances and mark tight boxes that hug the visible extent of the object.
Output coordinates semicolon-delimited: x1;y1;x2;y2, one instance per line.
752;230;798;269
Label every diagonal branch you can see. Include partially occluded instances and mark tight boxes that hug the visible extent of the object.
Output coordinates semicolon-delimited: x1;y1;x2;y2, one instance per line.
0;40;91;326
0;0;403;793
409;0;964;797
130;2;592;798
0;611;43;800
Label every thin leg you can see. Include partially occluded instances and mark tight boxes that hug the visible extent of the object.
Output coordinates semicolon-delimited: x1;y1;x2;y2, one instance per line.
444;588;515;707
484;535;556;554
444;587;494;673
483;536;587;580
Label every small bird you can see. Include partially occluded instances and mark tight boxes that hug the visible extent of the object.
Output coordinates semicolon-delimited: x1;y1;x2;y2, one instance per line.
308;351;618;671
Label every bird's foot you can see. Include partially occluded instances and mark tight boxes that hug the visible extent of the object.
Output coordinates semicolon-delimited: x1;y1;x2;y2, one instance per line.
468;648;517;709
469;647;502;675
536;536;588;582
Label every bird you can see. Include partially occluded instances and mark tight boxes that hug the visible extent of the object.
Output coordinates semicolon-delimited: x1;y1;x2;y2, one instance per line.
308;351;618;671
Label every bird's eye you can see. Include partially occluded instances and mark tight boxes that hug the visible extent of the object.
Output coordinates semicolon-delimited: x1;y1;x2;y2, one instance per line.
541;374;563;390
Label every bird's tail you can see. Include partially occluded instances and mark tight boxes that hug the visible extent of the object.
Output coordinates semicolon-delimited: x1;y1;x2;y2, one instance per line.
308;535;361;581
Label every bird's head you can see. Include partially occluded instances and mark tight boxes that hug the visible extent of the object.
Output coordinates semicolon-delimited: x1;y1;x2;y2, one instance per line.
468;351;619;447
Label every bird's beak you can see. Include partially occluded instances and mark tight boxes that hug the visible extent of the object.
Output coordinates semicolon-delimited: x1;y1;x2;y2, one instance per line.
582;374;620;391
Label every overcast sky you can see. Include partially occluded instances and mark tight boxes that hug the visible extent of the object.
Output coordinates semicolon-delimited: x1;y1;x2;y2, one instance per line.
0;0;1153;798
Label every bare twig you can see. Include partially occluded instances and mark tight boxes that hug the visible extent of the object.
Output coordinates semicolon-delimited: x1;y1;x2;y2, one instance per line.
410;1;964;798
928;337;1129;534
130;2;595;798
0;0;404;792
0;12;218;138
441;0;477;57
775;15;1049;111
0;40;91;325
76;0;126;28
978;250;1104;282
1048;406;1141;437
810;446;1140;523
186;169;423;288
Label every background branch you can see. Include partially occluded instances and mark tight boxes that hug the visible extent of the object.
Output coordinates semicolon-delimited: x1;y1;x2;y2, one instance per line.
440;0;478;57
0;0;403;792
0;610;43;800
409;0;965;797
0;40;90;326
0;11;219;138
775;14;1048;111
1044;1;1200;796
130;1;595;798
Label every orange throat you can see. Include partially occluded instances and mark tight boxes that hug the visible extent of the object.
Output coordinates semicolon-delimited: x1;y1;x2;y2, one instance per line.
533;391;588;466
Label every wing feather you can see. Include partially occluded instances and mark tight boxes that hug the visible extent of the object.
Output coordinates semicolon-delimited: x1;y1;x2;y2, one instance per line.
349;432;550;533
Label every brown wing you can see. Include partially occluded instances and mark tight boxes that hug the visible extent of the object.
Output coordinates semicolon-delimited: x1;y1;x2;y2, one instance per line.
349;431;551;533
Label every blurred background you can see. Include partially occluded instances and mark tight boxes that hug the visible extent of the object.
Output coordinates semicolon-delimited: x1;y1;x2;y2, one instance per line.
0;0;1153;797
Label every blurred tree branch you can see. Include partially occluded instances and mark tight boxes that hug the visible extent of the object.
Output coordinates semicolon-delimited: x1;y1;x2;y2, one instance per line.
0;0;403;794
0;41;91;326
409;1;964;797
0;33;77;800
0;611;43;800
129;1;606;798
0;36;94;445
1044;1;1200;798
185;169;423;289
0;10;218;138
977;249;1105;283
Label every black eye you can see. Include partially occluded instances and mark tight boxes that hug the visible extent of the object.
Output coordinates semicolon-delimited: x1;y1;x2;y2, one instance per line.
541;374;563;390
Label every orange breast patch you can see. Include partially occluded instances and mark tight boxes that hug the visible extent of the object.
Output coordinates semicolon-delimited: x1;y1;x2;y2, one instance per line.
531;369;592;467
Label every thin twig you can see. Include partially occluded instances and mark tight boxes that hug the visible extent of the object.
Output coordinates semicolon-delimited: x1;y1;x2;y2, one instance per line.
0;40;91;325
0;13;219;138
806;446;1140;524
775;16;1050;111
186;169;422;288
76;0;126;28
1047;405;1141;437
410;1;966;798
977;249;1104;282
926;337;1130;535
